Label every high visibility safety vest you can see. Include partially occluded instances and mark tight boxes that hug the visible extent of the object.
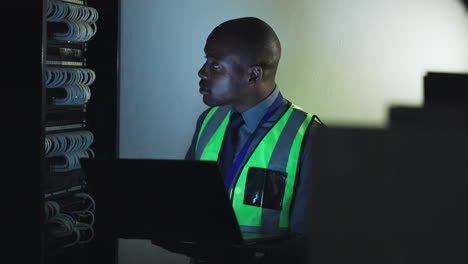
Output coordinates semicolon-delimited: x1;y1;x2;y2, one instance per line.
194;102;320;233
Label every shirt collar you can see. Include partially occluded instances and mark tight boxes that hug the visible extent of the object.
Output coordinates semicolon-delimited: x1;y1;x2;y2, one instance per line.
232;85;280;133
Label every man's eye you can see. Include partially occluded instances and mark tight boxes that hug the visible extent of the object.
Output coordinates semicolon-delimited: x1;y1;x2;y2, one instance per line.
210;62;220;69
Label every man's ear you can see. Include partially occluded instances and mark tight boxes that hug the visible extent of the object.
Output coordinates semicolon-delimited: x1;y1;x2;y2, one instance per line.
248;66;263;83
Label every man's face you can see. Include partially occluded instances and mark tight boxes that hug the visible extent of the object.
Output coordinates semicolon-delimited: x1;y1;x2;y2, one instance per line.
198;35;249;108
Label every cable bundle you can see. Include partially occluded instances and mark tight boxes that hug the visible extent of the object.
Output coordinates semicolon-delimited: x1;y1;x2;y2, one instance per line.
46;67;96;88
44;200;61;222
45;193;96;248
50;149;95;172
53;19;97;42
45;130;94;172
53;84;91;105
46;0;99;42
45;130;94;156
46;67;95;105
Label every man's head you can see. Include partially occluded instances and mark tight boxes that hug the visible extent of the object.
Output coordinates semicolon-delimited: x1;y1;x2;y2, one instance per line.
198;17;281;112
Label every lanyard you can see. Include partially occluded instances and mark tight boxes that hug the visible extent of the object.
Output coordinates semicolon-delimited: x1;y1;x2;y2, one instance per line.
224;92;284;189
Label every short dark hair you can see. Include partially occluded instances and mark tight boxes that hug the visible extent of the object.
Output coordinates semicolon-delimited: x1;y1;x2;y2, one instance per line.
209;17;281;72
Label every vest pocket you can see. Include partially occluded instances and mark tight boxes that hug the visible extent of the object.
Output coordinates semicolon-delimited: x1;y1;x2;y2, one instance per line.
243;167;287;211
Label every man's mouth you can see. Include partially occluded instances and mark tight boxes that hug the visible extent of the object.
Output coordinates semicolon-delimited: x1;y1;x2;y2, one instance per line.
199;87;209;95
199;81;210;95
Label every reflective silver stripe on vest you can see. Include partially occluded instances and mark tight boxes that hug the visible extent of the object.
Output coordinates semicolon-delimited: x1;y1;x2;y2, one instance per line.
254;108;309;233
240;225;289;234
195;106;231;160
268;107;308;170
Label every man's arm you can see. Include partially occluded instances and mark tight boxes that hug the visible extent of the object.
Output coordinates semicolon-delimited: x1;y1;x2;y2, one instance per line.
289;119;323;234
255;120;323;264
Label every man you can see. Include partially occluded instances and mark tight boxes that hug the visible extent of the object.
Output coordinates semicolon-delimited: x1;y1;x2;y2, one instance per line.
185;17;324;263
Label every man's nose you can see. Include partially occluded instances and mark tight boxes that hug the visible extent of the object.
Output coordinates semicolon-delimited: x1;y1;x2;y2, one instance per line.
198;63;208;79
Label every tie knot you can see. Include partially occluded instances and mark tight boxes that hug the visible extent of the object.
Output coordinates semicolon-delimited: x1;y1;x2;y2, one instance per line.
229;112;244;129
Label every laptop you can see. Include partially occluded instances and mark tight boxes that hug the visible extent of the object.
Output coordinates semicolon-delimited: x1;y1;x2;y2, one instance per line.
80;158;289;254
305;127;468;263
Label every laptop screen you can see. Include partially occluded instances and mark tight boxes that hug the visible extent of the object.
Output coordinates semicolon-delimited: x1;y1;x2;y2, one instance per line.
80;158;244;245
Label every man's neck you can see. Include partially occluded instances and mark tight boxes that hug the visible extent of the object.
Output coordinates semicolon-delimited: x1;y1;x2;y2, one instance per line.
233;83;276;113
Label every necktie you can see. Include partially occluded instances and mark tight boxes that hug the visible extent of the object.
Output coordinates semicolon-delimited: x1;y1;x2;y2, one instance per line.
219;112;244;182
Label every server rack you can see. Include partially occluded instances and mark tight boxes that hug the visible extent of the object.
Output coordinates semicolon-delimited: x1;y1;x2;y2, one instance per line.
38;0;119;263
